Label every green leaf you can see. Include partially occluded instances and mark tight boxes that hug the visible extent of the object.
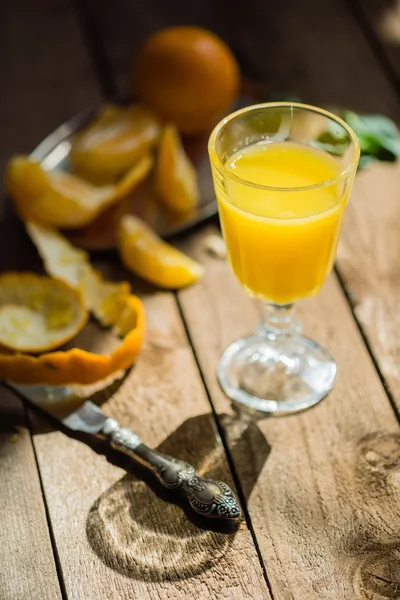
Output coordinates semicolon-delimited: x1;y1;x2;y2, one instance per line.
316;109;400;167
343;111;399;139
341;111;400;162
266;94;400;167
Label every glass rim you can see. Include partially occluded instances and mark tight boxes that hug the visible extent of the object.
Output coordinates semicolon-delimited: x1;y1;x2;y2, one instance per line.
208;102;361;192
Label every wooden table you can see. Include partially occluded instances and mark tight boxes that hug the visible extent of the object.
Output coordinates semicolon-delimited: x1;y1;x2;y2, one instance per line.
1;1;400;598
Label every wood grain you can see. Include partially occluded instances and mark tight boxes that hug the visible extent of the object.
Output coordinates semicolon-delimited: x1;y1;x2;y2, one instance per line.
0;1;268;597
31;285;271;600
0;388;62;600
178;226;400;599
338;162;400;406
3;0;400;598
0;0;99;598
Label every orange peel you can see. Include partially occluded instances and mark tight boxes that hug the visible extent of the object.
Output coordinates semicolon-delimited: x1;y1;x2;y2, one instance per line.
71;104;161;180
155;124;198;213
117;214;204;289
0;273;87;353
0;294;144;386
0;222;146;385
6;154;153;229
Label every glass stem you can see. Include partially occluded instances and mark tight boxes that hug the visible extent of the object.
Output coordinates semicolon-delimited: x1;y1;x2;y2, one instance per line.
256;303;302;343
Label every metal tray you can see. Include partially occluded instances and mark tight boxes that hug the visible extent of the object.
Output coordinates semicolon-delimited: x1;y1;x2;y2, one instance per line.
30;104;219;251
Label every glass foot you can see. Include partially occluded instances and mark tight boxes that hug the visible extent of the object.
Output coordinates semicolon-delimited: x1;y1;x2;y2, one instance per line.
218;334;336;415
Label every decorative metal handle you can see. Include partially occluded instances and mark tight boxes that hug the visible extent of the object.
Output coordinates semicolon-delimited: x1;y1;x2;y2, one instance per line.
101;418;241;521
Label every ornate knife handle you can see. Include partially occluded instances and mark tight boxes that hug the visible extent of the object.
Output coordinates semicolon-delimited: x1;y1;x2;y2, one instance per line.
101;417;241;521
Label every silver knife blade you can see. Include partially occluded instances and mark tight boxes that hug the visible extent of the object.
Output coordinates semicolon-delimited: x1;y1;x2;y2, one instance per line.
62;402;110;433
7;382;110;433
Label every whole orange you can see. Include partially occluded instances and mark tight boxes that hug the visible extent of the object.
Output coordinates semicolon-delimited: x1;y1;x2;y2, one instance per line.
135;26;240;135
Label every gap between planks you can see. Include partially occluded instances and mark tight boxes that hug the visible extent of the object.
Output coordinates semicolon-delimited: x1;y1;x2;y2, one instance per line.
176;225;400;599
174;290;277;600
24;401;69;600
335;266;400;426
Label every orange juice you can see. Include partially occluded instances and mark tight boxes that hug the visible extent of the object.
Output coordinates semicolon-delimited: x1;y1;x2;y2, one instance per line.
216;141;350;305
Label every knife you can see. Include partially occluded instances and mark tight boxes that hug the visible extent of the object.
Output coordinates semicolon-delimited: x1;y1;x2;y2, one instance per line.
6;382;241;522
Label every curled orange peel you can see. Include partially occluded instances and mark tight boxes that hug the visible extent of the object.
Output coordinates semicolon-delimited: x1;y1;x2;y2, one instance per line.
0;222;145;385
0;295;144;385
6;154;153;229
70;104;161;180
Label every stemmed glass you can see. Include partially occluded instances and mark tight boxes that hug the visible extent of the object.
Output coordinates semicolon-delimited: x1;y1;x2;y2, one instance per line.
208;102;360;415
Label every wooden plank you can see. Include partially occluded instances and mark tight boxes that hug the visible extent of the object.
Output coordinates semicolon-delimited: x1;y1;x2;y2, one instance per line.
171;2;400;595
3;1;400;599
0;388;62;600
338;162;400;405
31;280;271;600
0;1;99;598
349;0;400;84
0;2;268;598
72;1;400;596
178;226;400;599
330;1;400;409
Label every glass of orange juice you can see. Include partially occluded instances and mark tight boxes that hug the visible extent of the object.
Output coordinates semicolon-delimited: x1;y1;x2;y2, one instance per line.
208;102;360;414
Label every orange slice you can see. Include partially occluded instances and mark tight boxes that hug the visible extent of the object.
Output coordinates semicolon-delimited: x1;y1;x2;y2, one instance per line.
0;222;146;385
0;273;87;353
71;104;161;180
155;124;199;213
6;154;153;229
117;215;204;288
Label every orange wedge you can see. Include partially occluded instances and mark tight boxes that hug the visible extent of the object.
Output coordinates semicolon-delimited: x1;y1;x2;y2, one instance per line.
6;154;153;229
117;215;204;288
0;273;87;353
71;104;161;180
155;124;199;213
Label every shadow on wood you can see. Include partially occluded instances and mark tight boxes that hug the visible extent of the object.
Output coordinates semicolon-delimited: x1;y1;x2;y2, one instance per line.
86;411;271;581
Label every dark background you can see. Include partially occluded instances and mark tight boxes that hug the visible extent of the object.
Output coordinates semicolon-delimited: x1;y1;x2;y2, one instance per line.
1;0;399;256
